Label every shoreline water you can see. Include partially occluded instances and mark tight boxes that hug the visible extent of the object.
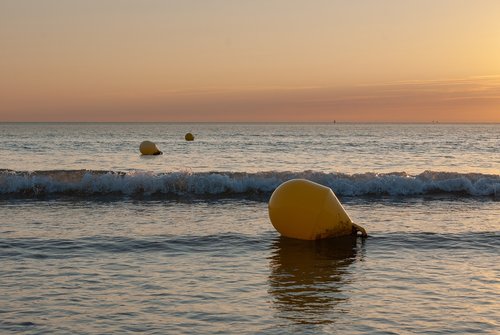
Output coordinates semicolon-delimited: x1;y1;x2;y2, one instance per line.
1;196;498;334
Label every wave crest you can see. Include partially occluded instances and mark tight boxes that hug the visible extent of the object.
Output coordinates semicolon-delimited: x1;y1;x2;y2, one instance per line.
0;169;498;197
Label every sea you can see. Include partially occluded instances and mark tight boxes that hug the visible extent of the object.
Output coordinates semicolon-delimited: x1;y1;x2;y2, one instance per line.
0;123;498;334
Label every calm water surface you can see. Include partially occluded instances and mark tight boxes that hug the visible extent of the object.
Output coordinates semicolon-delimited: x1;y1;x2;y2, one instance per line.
0;123;498;174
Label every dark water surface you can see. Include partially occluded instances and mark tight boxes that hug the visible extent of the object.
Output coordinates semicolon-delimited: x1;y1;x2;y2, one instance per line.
1;198;498;334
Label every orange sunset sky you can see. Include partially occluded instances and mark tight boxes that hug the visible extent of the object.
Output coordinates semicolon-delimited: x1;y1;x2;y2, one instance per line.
1;0;499;122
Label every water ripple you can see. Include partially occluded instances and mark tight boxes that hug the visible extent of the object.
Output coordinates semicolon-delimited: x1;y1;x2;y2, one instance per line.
1;231;497;260
0;233;269;259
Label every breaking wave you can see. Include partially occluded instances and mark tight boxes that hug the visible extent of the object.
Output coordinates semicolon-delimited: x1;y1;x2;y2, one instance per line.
0;169;498;198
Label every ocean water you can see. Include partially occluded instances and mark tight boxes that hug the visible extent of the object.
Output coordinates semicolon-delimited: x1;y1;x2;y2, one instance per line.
0;123;499;334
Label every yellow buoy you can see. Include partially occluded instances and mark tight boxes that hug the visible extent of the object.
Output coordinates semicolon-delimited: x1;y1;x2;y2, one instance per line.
185;133;194;141
139;140;162;155
268;179;367;240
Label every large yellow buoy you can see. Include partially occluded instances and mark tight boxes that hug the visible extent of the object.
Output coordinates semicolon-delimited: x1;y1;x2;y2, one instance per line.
185;133;194;141
139;141;162;155
268;179;367;240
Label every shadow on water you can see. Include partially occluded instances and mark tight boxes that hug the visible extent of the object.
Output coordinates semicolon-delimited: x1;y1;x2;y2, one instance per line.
268;236;362;326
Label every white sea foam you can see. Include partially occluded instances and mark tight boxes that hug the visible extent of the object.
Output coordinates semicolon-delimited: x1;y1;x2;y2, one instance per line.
0;169;498;197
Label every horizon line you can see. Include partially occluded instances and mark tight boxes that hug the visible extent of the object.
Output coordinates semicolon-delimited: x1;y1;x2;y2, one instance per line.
1;121;498;124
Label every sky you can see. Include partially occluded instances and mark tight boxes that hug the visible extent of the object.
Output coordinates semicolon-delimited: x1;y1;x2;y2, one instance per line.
0;0;499;122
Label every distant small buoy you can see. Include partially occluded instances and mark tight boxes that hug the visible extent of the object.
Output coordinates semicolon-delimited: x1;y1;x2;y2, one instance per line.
185;133;194;141
268;179;367;240
139;140;162;155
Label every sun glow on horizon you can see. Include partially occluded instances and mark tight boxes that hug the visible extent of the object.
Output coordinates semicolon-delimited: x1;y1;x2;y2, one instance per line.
1;0;499;122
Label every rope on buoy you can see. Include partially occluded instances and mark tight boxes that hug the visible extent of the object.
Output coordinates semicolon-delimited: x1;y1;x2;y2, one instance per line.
352;223;368;237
